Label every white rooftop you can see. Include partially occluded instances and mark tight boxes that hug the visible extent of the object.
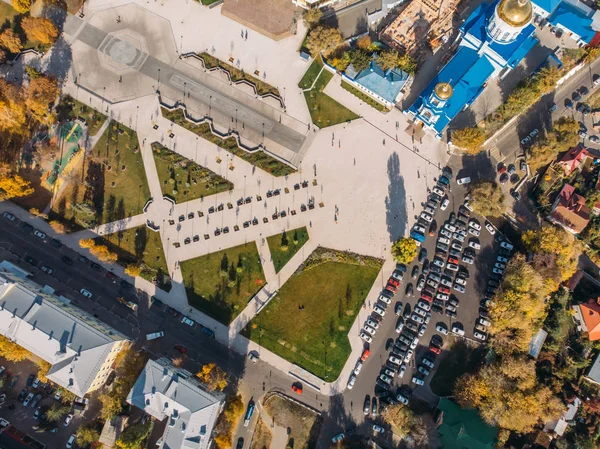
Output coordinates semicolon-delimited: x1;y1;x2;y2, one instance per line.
126;358;224;449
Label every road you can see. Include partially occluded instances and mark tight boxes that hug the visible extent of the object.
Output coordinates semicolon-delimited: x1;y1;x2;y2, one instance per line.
485;57;600;162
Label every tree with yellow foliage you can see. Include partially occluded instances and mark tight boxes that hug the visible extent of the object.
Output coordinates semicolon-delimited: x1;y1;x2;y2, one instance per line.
455;356;562;433
0;171;34;200
391;237;418;264
196;362;227;391
469;181;505;217
49;220;66;234
0;29;22;53
125;264;142;277
0;335;32;361
452;127;486;154
0;80;27;136
10;0;31;13
25;75;59;124
213;395;244;449
79;238;95;249
90;244;118;263
21;17;58;46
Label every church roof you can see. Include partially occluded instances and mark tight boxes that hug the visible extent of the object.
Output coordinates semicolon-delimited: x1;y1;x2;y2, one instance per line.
549;2;597;44
530;0;561;15
346;59;409;104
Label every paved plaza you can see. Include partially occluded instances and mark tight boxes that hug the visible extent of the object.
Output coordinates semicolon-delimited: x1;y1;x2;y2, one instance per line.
47;0;450;393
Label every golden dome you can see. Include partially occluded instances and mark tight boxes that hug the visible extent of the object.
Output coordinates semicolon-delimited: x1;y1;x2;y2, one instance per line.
497;0;532;27
434;82;453;100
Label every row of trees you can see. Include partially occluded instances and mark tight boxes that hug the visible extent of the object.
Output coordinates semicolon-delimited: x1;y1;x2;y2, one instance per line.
527;116;580;171
468;181;505;218
79;238;119;263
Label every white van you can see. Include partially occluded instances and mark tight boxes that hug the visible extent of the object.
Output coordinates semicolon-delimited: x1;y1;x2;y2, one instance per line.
146;331;164;341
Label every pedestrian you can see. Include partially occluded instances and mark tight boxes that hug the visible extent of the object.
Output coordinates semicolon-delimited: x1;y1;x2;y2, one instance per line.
241;29;244;38
383;138;386;145
353;158;356;165
245;30;248;40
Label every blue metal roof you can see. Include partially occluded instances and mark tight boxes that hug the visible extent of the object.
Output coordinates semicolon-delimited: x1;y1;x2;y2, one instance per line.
351;60;409;103
530;0;561;15
549;2;596;43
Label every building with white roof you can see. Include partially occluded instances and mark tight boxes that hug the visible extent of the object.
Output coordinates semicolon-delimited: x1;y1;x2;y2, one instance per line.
126;358;225;449
0;266;128;397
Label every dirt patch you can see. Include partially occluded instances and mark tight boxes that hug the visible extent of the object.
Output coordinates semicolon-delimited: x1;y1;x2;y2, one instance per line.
221;0;300;41
251;417;273;449
262;395;322;449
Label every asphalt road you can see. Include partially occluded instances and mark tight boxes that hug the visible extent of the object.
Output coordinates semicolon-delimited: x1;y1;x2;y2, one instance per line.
485;56;600;161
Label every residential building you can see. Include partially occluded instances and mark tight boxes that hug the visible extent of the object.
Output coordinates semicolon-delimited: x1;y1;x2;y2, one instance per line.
572;298;600;341
530;0;600;45
126;358;225;449
0;264;128;398
586;352;600;384
548;184;591;235
341;58;410;108
99;416;129;448
406;0;538;139
435;398;498;449
556;146;590;175
544;397;581;437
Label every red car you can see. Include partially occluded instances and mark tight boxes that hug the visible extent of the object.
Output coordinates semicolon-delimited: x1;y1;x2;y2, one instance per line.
388;278;400;287
447;256;459;265
174;345;186;354
420;292;433;302
386;283;398;293
429;344;442;355
291;383;303;394
361;349;371;361
438;286;450;294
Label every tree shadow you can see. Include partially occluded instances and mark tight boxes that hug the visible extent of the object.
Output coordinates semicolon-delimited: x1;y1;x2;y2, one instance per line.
82;160;105;224
45;36;72;83
385;152;407;243
134;226;148;260
457;150;494;182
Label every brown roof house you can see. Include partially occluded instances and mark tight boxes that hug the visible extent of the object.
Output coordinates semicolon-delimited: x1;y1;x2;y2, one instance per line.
556;146;590;176
548;184;591;234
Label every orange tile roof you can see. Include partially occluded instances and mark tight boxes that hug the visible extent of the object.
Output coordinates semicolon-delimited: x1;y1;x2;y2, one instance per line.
558;146;589;175
550;184;591;234
581;299;600;341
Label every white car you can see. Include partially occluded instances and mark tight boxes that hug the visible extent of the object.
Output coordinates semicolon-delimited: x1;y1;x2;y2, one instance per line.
468;240;481;250
418;324;427;337
492;267;504;275
457;177;471;185
436;324;448;335
413;224;426;234
374;305;386;317
417;300;431;311
367;318;380;330
412;377;424;386
33;230;46;240
446;263;459;272
378;294;392;305
363;325;377;336
79;288;92;298
440;198;450;210
354;361;363;375
451;326;465;336
23;393;34;407
181;316;195;326
395;319;404;334
398;364;407;378
474;331;487;341
2;212;16;221
445;223;457;233
433;186;445;196
404;349;414;362
347;375;357;390
463;200;473;212
485;223;496;235
396;393;409;404
66;434;76;449
436;293;449;301
468;220;481;230
454;284;466;293
478;317;491;327
372;424;385;434
468;228;480;237
411;314;425;324
438;236;450;245
433;258;445;268
410;338;419;350
0;418;9;428
497;256;509;263
440;229;452;239
495;262;506;270
462;255;474;265
450;242;462;251
389;355;402;365
420;212;433;223
414;306;427;317
360;332;373;343
64;413;73;426
455;277;467;286
500;241;514;250
453;233;465;243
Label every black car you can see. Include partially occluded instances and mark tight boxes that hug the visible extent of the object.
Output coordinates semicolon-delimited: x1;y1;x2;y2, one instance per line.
572;91;581;102
120;280;133;290
565;98;573;109
21;222;34;232
432;305;444;314
510;189;521;201
499;173;509;184
580;86;590;96
445;309;457;318
394;301;403;315
61;256;73;266
78;255;88;264
91;262;102;271
411;265;419;279
26;374;35;387
236;438;244;449
403;304;412;320
418;248;427;263
422;259;430;275
25;256;38;266
18;388;27;401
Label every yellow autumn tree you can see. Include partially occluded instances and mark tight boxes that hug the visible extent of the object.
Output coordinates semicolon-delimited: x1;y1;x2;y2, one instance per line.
21;17;58;46
0;80;27;135
0;171;34;200
79;238;95;249
125;264;142;277
391;237;418;264
10;0;31;13
0;29;22;53
196;363;227;391
452;127;486;154
25;75;59;124
0;335;32;361
91;244;118;263
49;220;66;234
213;395;244;449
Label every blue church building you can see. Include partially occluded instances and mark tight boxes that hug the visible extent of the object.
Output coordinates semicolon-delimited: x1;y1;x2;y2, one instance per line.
406;0;539;139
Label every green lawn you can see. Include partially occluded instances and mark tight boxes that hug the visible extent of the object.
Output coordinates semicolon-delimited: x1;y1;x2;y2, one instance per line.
267;227;309;273
303;71;359;129
161;108;295;177
298;58;323;90
51;120;150;230
152;142;232;203
95;225;171;291
243;248;382;380
56;96;107;137
341;81;389;112
181;243;266;324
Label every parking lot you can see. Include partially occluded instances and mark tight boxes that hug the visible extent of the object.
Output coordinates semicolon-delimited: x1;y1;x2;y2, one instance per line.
0;359;85;449
342;168;514;430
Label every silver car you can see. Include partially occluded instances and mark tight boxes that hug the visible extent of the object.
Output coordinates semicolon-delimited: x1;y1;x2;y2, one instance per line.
411;313;425;324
